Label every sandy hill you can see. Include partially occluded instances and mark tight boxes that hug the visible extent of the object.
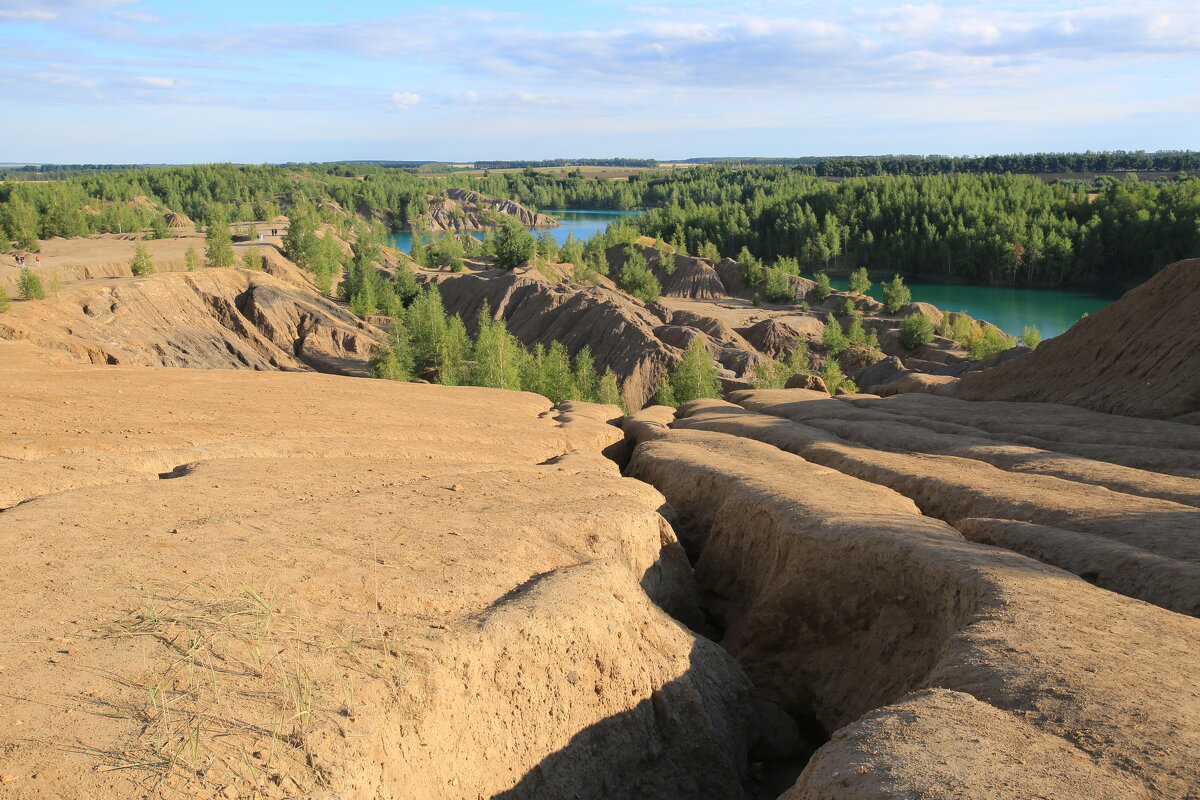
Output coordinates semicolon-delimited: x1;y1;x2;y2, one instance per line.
952;259;1200;422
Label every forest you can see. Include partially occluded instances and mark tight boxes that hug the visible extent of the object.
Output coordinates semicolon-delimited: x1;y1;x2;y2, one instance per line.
2;160;1197;287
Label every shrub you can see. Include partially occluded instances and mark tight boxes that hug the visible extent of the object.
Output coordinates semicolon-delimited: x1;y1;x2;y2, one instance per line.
184;246;200;271
1019;324;1042;348
130;241;154;276
967;326;1016;360
667;337;723;404
762;268;792;303
898;314;935;350
819;359;858;395
834;296;855;316
0;285;9;312
848;266;871;294
812;271;832;301
822;313;848;356
17;267;45;300
881;274;911;314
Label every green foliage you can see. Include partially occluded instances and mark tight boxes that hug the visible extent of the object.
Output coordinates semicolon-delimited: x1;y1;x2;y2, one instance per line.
437;315;471;385
573;346;599;402
761;268;792;303
470;303;523;389
738;246;764;287
493;216;537;269
407;286;449;373
520;343;547;397
898;313;935;350
370;312;415;381
242;250;263;271
559;231;584;267
0;285;9;312
536;231;560;262
819;359;858;396
882;274;911;314
822;314;849;356
848;266;872;294
667;337;723;405
597;368;623;409
812;271;832;301
17;267;45;300
654;377;677;408
204;211;235;268
786;340;812;376
834;296;855;316
1019;325;1042;348
184;246;199;271
617;246;662;303
939;312;974;344
542;341;578;404
130;241;155;276
845;312;867;344
749;356;791;389
149;214;172;240
966;326;1016;360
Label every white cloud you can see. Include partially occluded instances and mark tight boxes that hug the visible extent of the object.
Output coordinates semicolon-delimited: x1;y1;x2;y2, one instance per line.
134;76;176;88
391;91;420;110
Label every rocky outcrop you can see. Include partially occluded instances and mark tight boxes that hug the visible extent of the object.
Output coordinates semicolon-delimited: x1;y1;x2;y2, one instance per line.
0;268;383;376
952;259;1200;421
0;353;759;799
415;188;559;233
736;318;803;358
624;397;1200;800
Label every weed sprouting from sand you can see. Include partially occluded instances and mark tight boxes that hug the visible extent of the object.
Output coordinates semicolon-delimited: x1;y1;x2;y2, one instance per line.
84;580;403;797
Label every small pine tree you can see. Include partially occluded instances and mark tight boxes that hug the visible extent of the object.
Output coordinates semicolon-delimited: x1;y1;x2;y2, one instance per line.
899;314;935;350
573;346;599;402
0;284;10;313
786;340;812;375
17;267;45;300
470;303;523;390
846;312;867;344
205;212;235;268
150;215;172;240
408;286;449;373
820;359;857;395
436;315;471;385
822;314;849;356
812;271;832;301
536;231;560;262
184;246;200;272
242;251;264;271
834;296;855;316
848;266;871;294
370;313;415;381
597;368;623;409
669;337;723;405
542;341;578;404
882;274;912;314
750;357;790;389
393;265;420;306
654;376;677;408
130;241;154;276
520;343;547;397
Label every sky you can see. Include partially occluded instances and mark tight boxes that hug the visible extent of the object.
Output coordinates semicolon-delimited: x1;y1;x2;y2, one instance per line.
1;0;1198;163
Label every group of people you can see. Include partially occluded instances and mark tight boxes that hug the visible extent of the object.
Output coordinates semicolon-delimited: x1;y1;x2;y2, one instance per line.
12;253;39;268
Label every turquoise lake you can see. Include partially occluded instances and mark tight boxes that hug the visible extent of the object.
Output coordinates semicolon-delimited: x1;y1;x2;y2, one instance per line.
389;209;1121;339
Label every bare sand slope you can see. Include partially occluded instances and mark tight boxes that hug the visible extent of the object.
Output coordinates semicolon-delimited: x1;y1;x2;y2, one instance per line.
0;346;758;800
624;400;1200;799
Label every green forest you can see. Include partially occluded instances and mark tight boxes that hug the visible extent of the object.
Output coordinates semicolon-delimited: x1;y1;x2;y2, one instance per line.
2;160;1198;288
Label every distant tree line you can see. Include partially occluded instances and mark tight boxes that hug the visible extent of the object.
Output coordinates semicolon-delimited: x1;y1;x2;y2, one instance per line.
472;158;659;170
674;151;1200;176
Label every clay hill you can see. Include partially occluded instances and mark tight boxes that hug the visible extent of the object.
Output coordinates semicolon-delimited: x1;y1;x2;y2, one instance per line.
414;188;558;233
950;258;1200;422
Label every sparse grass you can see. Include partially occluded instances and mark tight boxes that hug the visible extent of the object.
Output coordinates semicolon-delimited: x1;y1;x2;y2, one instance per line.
83;579;411;797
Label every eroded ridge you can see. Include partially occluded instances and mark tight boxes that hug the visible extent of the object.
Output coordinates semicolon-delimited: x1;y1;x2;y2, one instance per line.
0;349;758;800
624;399;1200;800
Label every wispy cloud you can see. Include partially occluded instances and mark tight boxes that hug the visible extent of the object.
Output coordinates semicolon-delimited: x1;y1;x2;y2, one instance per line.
391;91;420;111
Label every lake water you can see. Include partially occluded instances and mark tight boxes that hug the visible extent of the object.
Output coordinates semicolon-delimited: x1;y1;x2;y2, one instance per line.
830;278;1121;338
388;208;1120;339
386;209;643;255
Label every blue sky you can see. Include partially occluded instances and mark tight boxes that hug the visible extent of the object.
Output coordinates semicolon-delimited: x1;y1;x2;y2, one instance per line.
1;0;1197;163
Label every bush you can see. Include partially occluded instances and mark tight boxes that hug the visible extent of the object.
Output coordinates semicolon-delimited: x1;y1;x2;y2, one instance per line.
967;326;1016;360
130;241;155;276
882;274;911;314
1019;324;1042;348
812;271;832;301
761;268;792;303
819;359;858;395
822;313;848;356
898;314;934;350
848;266;871;294
834;296;855;316
17;267;45;300
0;285;9;312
